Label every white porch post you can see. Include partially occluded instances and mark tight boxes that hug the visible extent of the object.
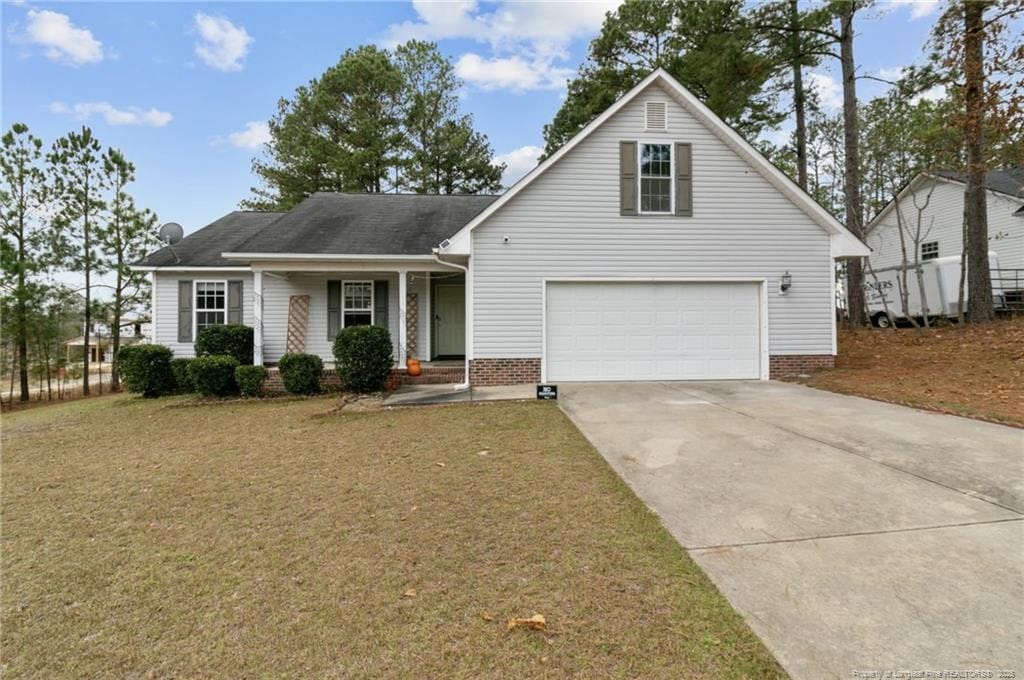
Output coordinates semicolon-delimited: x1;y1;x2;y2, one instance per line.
253;269;263;365
397;269;408;365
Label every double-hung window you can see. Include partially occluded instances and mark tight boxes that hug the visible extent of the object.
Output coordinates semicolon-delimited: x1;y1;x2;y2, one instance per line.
195;281;226;337
639;143;672;214
343;281;373;327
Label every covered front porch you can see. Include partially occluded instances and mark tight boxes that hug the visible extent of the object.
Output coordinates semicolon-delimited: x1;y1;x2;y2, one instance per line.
249;257;469;379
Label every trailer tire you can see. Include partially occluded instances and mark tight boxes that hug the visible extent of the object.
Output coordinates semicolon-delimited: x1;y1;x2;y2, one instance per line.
872;312;894;328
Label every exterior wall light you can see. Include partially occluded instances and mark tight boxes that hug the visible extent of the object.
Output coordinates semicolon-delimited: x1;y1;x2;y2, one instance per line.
780;271;792;294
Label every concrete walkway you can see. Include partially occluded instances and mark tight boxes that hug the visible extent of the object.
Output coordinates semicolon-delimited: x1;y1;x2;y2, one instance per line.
558;381;1023;679
383;383;535;406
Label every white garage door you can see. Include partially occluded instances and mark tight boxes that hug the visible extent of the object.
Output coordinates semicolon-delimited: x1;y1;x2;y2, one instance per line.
545;281;761;381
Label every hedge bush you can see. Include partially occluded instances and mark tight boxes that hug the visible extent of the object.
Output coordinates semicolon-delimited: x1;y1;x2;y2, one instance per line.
188;355;239;397
333;325;393;393
117;344;176;398
235;364;267;397
278;353;323;395
195;325;254;365
170;357;195;393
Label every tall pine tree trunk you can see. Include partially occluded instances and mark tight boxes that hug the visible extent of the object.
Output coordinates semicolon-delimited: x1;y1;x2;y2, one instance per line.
82;204;92;397
839;3;866;326
963;0;993;322
16;230;29;402
789;0;808;190
111;277;122;391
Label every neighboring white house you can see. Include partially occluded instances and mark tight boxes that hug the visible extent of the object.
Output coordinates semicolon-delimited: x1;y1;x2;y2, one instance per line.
864;169;1023;273
132;69;868;386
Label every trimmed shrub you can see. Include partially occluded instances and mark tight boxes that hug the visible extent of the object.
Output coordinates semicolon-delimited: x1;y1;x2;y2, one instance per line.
117;344;175;398
333;325;393;393
188;355;239;397
235;364;267;397
195;325;254;365
278;353;323;395
170;357;195;393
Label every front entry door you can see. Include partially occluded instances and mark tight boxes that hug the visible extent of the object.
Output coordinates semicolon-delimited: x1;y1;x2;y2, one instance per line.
434;284;465;357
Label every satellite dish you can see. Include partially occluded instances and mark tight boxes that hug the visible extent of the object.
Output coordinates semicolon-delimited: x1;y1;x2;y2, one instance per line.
158;222;184;245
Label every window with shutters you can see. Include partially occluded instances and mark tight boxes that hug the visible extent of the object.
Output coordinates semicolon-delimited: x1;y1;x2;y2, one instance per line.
639;143;672;214
343;281;373;327
194;280;227;337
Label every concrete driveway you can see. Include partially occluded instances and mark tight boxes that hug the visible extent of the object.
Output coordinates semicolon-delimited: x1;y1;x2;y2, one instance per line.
558;381;1023;679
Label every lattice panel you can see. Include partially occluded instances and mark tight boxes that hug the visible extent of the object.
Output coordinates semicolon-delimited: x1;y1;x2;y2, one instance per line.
406;292;419;358
286;294;310;354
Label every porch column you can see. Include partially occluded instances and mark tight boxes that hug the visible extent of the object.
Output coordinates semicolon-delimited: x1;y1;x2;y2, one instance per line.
397;269;408;365
253;269;263;365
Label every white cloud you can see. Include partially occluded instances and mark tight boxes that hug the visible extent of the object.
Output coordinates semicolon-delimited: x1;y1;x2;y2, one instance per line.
890;0;941;20
807;72;843;111
911;83;947;103
24;9;103;66
455;53;571;92
384;0;620;92
228;121;271;149
876;66;907;82
494;144;544;186
192;12;252;71
50;101;172;127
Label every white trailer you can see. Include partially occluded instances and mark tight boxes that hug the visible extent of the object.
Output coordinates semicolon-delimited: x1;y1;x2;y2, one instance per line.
864;252;1002;327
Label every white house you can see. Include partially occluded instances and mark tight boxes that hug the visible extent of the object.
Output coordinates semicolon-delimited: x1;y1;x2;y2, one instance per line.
133;69;868;386
864;169;1023;274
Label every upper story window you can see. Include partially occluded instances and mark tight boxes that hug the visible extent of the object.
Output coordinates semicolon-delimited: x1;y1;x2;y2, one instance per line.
639;143;672;214
920;241;939;261
343;281;373;327
195;281;226;337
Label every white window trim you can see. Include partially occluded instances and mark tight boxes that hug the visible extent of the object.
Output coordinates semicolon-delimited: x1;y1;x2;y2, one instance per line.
637;140;675;215
341;280;375;327
644;100;669;131
193;279;228;342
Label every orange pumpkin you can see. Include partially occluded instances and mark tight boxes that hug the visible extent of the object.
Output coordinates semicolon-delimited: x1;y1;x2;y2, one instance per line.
406;358;422;377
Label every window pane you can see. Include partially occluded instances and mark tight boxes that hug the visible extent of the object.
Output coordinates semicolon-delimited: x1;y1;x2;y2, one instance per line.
344;312;372;327
641;177;672;213
343;282;372;310
641;144;671;177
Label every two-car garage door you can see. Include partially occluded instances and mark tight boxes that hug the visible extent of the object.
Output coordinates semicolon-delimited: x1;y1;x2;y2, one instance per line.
545;281;762;382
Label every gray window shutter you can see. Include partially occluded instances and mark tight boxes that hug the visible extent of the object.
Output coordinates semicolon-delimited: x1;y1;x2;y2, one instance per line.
374;280;389;333
327;281;341;341
620;141;637;216
177;280;193;343
675;142;693;216
227;280;243;324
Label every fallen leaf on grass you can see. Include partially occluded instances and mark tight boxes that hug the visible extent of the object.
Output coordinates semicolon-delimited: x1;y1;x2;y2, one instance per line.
507;613;546;631
402;588;417;598
435;462;446;468
476;450;490;456
480;612;494;621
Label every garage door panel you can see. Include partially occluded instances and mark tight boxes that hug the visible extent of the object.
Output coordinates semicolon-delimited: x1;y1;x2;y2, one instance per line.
546;281;761;382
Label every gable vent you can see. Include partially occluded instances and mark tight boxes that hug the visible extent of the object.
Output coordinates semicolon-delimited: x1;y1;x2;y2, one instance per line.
645;101;668;130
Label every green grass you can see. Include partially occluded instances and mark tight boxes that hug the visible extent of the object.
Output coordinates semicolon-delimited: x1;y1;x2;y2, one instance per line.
2;394;783;678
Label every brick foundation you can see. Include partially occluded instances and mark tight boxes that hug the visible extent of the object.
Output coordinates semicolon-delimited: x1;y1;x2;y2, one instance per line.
261;364;466;395
769;354;834;378
469;358;541;386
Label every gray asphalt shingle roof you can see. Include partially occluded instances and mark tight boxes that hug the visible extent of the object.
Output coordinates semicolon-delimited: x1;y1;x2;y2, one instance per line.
230;192;498;256
935;168;1024;199
139;211;284;267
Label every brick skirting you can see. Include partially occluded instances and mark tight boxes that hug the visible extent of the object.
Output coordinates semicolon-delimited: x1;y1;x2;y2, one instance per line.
469;358;541;386
261;364;466;395
769;354;834;378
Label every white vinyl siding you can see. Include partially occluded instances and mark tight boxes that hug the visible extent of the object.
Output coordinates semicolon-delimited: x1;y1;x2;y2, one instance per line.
153;271;254;357
868;179;1023;272
259;272;428;364
471;81;834;360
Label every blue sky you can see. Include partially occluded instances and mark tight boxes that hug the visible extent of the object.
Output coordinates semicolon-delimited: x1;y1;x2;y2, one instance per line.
3;0;948;248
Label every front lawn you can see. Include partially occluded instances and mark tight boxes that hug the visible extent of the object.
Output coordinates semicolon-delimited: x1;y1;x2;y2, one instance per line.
1;395;782;678
800;316;1023;426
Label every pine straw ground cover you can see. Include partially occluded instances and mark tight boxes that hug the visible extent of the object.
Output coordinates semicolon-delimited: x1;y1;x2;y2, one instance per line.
1;395;782;678
799;316;1024;427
